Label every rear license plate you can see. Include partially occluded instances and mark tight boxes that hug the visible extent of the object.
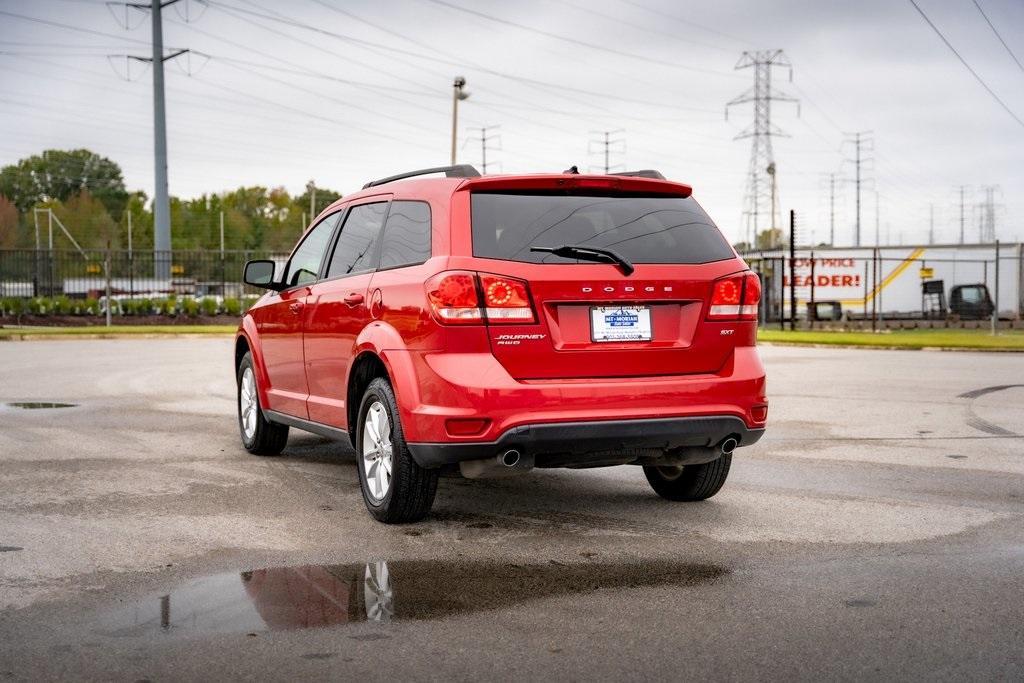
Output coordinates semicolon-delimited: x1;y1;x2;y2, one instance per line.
590;306;652;342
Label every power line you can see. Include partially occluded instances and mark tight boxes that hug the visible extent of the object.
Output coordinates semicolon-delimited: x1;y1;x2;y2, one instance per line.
907;0;1024;129
971;0;1024;74
610;0;751;48
0;9;179;49
552;0;735;54
421;0;740;78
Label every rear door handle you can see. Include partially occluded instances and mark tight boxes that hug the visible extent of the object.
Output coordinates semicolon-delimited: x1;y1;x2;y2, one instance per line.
289;301;304;314
343;293;365;306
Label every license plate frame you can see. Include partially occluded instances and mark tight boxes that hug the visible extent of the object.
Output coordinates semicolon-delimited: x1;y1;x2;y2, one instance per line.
590;305;652;343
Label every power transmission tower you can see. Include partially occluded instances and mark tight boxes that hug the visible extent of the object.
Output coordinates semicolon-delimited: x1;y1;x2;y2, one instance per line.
466;126;502;174
109;0;190;280
726;50;799;248
841;131;874;246
588;130;625;174
980;185;998;242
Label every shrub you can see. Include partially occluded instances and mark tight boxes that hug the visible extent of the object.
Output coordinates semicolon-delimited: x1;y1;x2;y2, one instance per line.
181;297;200;317
223;297;242;316
201;297;218;316
83;298;101;316
53;296;73;315
160;297;178;316
139;298;154;315
28;297;48;315
1;297;25;316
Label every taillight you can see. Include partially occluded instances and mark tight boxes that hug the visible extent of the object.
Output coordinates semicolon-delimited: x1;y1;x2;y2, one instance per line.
425;271;536;325
708;272;760;321
425;271;482;324
479;273;535;323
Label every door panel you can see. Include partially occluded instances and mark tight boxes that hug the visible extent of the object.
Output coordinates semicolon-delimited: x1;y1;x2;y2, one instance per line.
303;200;389;427
304;273;375;426
255;286;311;417
255;212;342;419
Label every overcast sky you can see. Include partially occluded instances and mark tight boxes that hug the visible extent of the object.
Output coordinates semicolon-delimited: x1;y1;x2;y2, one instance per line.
1;0;1022;247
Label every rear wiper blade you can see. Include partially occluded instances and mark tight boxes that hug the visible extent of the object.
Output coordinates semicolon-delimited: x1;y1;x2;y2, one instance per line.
530;244;635;276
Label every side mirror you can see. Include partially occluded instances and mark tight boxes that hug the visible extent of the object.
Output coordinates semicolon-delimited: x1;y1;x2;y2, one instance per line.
243;260;282;290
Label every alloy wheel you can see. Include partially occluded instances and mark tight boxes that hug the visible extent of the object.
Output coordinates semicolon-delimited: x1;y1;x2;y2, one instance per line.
362;401;393;502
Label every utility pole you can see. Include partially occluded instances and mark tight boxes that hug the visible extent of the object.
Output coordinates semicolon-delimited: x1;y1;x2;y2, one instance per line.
588;130;625;174
929;204;935;244
306;180;316;219
855;133;861;246
109;1;188;280
829;173;836;246
726;50;799;249
959;185;966;244
788;209;796;331
874;190;880;246
842;131;873;247
450;76;469;165
980;185;998;242
146;1;187;280
467;125;502;174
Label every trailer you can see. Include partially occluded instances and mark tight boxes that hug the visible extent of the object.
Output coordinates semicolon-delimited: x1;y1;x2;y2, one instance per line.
744;242;1023;323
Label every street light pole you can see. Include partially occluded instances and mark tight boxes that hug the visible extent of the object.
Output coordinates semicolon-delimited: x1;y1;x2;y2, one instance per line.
451;76;469;165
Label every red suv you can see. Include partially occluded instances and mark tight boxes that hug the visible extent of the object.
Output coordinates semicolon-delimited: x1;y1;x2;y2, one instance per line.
236;165;766;523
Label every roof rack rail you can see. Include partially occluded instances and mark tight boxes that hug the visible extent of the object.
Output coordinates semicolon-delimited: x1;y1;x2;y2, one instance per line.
609;169;666;180
362;164;481;189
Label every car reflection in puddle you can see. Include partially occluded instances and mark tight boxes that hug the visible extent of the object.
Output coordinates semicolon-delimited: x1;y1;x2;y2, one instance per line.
101;560;725;638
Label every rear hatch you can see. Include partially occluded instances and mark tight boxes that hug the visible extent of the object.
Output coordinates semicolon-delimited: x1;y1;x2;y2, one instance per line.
468;185;745;380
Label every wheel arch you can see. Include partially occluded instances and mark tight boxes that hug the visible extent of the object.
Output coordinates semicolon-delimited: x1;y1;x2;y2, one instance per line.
347;351;392;447
235;318;272;407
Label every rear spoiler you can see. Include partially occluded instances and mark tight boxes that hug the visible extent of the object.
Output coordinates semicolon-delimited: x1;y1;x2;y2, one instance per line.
457;174;692;197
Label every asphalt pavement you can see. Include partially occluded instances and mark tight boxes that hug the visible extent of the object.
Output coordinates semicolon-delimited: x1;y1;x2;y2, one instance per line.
0;339;1021;680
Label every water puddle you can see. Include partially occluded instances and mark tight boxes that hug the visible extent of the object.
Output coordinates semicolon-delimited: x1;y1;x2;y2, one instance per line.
100;560;726;638
4;402;77;410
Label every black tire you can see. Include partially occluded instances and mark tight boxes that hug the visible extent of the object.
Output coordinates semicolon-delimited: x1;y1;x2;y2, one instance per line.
356;377;438;523
237;351;289;456
643;454;732;501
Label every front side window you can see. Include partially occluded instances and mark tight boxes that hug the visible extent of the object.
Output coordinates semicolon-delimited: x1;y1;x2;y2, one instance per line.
471;193;734;265
283;213;340;287
379;201;431;269
326;202;388;278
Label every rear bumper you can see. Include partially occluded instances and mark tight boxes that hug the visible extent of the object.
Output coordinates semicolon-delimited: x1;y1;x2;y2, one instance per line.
387;345;767;445
407;415;764;468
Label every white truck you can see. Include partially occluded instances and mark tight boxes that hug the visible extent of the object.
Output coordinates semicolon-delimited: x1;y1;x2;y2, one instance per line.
744;242;1023;322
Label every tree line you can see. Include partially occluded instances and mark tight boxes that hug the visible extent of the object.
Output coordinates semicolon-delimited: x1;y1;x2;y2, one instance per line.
0;149;342;252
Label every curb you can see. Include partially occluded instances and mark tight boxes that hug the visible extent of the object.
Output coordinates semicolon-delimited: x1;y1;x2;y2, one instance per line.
758;341;1024;353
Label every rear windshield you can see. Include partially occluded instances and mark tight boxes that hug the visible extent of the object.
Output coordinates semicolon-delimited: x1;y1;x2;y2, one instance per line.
470;193;733;265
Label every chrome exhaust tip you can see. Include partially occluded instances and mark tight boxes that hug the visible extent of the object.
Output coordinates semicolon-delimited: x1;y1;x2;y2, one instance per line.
500;449;521;467
720;437;739;455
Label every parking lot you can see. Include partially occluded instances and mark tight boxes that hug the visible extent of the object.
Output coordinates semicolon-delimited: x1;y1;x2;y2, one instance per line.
0;339;1021;680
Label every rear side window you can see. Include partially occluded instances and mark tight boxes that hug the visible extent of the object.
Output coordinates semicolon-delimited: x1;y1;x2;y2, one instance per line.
379;201;431;269
470;193;733;265
326;202;387;278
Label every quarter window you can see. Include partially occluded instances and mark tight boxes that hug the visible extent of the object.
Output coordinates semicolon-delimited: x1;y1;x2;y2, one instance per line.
379;201;432;269
282;213;340;287
326;202;388;278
